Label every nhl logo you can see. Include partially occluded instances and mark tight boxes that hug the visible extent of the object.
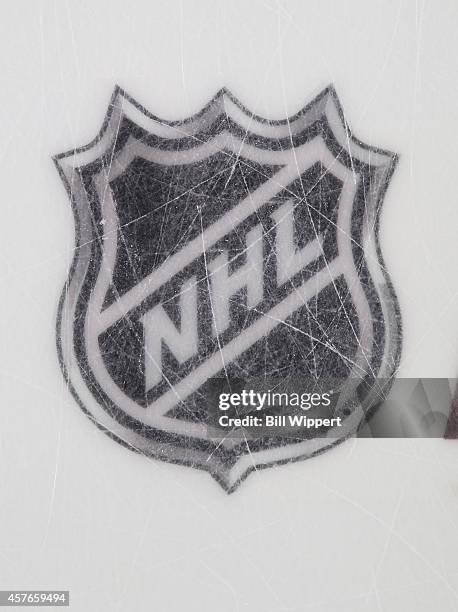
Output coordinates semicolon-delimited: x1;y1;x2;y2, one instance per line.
55;86;401;492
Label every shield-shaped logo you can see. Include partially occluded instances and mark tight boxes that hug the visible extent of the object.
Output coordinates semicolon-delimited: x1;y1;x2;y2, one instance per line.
55;86;401;492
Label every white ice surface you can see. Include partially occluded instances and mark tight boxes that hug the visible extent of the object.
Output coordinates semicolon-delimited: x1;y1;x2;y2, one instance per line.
0;1;457;610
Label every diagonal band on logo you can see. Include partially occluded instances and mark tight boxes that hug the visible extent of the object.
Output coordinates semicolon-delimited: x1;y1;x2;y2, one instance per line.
86;133;358;419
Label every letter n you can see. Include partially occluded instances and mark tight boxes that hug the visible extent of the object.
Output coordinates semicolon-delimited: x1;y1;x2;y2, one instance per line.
140;278;198;391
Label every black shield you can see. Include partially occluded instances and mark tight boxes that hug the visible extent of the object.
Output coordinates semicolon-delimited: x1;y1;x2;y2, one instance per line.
55;86;401;491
